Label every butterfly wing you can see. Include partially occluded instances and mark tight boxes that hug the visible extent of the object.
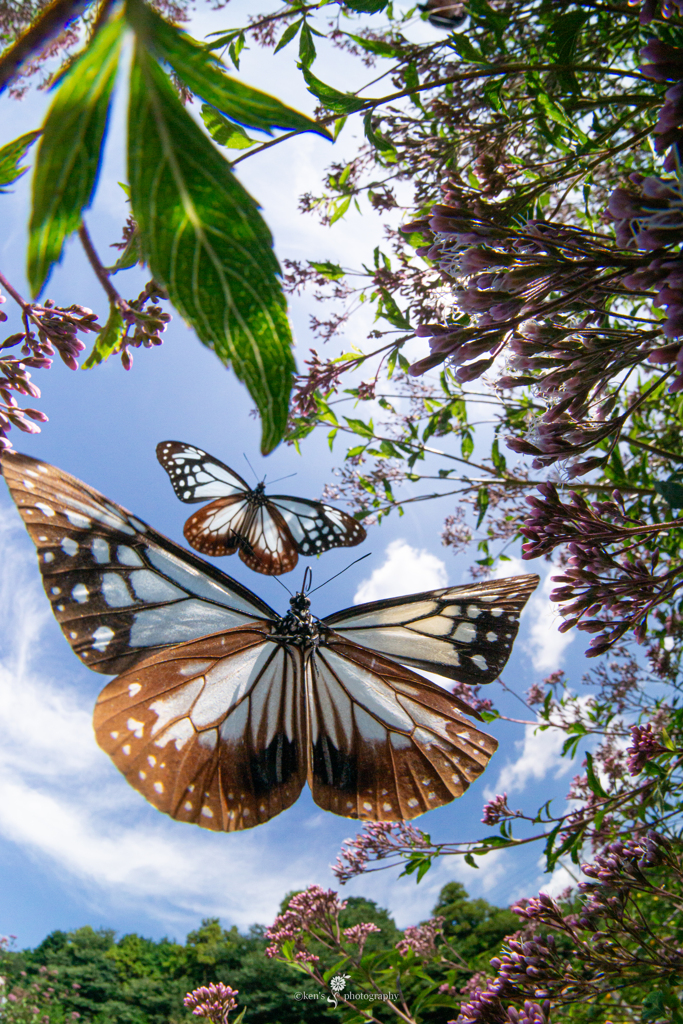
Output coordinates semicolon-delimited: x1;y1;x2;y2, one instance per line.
268;496;367;556
94;627;307;831
156;441;251;503
183;495;256;558
307;635;497;821
323;575;539;685
1;452;277;674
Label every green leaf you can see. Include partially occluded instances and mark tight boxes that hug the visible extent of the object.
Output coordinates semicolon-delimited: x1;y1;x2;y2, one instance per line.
344;0;389;10
27;12;124;295
228;31;245;71
299;21;316;68
491;437;506;472
329;194;352;224
82;305;125;368
201;104;256;149
585;751;608;798
364;112;396;154
274;18;303;53
377;288;410;329
128;44;295;453
535;91;587;143
0;130;41;191
106;230;142;272
299;64;366;115
344;417;375;438
655;473;683;509
346;33;401;57
463;852;479;869
308;260;345;280
125;0;331;138
461;432;474;460
449;34;486;63
476;487;489;528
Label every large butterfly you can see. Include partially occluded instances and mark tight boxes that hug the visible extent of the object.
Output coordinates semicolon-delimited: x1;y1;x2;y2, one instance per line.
2;451;539;832
156;440;367;575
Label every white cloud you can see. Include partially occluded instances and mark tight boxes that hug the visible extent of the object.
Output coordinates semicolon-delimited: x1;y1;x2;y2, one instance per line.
485;719;572;799
493;557;574;673
354;539;448;604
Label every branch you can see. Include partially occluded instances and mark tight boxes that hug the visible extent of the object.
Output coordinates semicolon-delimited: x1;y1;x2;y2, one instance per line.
0;0;94;93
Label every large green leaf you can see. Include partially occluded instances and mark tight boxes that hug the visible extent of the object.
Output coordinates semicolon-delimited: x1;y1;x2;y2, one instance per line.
128;45;295;454
0;130;41;191
300;65;366;115
27;13;124;295
125;0;331;139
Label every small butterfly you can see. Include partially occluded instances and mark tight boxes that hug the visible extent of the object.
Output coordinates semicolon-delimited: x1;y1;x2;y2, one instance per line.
2;451;539;832
156;440;366;575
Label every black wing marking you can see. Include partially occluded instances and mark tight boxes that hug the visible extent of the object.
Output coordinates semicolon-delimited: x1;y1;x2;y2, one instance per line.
156;441;250;503
323;575;540;684
1;451;277;674
268;496;366;556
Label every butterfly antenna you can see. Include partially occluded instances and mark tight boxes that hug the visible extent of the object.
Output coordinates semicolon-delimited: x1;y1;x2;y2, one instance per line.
268;472;298;486
307;552;372;596
302;566;313;594
243;453;260;483
272;574;294;597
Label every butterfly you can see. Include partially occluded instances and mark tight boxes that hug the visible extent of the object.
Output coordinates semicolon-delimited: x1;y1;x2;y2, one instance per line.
156;440;367;575
2;451;539;832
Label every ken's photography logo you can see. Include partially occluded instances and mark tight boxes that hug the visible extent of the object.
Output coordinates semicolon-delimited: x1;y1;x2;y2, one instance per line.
293;974;398;1009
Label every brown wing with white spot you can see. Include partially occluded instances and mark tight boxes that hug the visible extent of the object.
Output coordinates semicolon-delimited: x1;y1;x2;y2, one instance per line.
183;495;254;558
238;502;299;575
1;452;277;674
306;636;497;822
323;575;540;685
93;628;307;831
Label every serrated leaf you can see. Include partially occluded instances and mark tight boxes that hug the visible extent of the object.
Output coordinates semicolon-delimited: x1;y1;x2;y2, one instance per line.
201;104;256;148
274;18;303;53
82;305;125;368
308;260;345;280
0;130;41;192
27;13;124;295
299;64;366;114
128;44;295;453
126;0;330;139
298;21;316;68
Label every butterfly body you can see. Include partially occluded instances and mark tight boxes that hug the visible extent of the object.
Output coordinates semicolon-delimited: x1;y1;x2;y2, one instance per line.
2;451;539;831
157;441;367;574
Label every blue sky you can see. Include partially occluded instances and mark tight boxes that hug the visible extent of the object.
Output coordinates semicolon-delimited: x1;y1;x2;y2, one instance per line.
1;1;592;950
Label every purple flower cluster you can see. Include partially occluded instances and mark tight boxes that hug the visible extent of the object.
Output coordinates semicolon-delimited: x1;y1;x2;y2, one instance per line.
626;722;668;774
404;183;641;383
265;885;347;962
332;821;430;883
607;173;683;391
396;916;444;959
0;296;98;450
184;984;238;1024
343;921;380;954
520;482;674;655
481;793;515;826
